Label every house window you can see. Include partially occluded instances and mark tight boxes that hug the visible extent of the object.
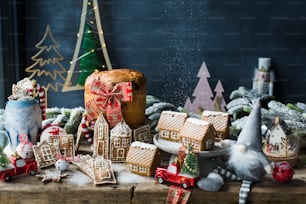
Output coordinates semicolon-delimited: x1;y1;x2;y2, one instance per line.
130;164;138;171
183;138;190;145
122;138;129;148
160;130;169;139
41;145;54;162
60;148;67;157
171;132;178;140
137;133;143;141
192;140;199;149
117;148;125;158
53;138;60;145
139;166;146;173
206;139;212;149
62;137;68;144
114;138;120;148
95;161;102;169
98;124;104;139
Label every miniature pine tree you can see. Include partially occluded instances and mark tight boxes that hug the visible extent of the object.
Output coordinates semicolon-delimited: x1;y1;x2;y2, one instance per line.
0;147;10;169
181;144;200;176
76;24;106;86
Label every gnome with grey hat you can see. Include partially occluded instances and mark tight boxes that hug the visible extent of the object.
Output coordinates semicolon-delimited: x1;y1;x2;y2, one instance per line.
197;99;272;204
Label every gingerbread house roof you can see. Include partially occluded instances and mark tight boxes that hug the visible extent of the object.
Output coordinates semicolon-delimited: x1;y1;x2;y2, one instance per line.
201;110;230;131
157;111;187;132
179;118;214;140
126;141;158;167
110;120;131;137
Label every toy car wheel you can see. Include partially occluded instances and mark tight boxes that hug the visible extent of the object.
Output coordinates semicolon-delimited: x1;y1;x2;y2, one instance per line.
157;177;164;184
182;182;188;189
5;175;11;182
29;170;36;176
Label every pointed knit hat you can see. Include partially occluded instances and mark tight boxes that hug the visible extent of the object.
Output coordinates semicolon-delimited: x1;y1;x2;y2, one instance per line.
236;99;262;151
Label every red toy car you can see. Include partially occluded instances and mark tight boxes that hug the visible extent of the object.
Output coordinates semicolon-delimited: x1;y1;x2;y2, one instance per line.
155;163;199;189
272;161;294;183
0;156;38;182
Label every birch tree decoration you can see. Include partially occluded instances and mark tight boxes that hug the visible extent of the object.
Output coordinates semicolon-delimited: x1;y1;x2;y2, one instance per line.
25;24;66;92
62;0;112;92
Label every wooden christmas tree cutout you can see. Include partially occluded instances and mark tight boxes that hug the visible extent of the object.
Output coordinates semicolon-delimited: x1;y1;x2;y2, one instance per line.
62;0;112;92
25;24;66;92
213;80;227;112
184;61;227;113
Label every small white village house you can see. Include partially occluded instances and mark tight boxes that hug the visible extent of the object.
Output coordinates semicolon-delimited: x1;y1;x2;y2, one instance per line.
179;118;216;151
157;111;187;142
266;117;292;156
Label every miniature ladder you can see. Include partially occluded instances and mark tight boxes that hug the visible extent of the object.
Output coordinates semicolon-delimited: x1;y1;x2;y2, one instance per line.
62;0;112;92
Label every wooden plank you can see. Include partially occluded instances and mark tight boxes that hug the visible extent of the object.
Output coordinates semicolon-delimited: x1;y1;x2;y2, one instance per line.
0;154;305;203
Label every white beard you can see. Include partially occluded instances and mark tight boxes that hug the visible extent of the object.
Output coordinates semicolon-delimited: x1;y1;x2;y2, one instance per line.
227;144;268;182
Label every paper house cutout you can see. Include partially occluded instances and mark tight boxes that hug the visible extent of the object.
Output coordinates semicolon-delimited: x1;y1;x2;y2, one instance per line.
156;111;188;142
126;141;160;176
109;120;132;162
201;110;230;140
179;118;216;151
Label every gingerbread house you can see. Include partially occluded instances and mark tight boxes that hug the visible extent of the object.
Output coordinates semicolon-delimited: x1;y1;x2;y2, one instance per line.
49;134;74;159
133;124;152;143
126;141;160;176
201;110;230;140
156;111;187;142
33;140;58;168
110;120;132;162
179;118;216;151
93;113;109;158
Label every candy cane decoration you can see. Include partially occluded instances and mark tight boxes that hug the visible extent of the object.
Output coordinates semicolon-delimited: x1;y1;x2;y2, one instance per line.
27;80;46;120
81;114;93;144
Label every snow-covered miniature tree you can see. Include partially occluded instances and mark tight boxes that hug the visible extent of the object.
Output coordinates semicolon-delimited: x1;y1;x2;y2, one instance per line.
25;24;66;92
213;80;227;112
0;147;10;168
184;62;214;113
181;144;199;176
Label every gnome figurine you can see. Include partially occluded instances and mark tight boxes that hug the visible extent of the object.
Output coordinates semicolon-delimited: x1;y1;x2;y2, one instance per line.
197;99;272;204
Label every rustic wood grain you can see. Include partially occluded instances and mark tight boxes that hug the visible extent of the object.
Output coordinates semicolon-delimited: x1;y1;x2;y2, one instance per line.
0;151;305;204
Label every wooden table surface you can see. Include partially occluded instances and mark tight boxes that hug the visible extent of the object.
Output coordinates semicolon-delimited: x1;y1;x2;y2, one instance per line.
1;148;306;204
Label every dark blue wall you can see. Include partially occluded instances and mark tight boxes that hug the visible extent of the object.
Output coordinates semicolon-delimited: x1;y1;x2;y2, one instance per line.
22;0;306;108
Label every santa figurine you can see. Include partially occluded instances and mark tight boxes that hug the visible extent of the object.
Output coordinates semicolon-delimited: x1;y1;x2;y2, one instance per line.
197;99;272;204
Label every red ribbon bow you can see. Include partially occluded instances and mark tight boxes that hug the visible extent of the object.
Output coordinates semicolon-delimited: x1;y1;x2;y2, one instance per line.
88;79;132;127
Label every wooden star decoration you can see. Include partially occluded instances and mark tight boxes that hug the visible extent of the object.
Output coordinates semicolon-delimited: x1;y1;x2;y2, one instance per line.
36;170;69;184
